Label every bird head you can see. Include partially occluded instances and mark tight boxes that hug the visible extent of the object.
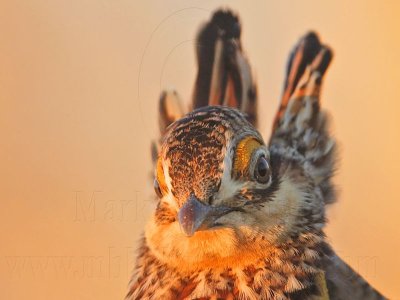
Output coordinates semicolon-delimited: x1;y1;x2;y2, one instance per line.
147;106;318;268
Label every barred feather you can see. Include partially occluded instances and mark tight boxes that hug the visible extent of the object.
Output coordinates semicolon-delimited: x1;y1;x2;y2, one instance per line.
129;10;386;300
192;9;258;126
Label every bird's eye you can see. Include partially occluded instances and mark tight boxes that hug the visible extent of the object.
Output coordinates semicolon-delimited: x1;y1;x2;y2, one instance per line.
154;179;163;198
254;156;270;184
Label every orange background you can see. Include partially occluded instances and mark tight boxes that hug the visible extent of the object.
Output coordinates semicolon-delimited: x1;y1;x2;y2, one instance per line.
1;1;399;299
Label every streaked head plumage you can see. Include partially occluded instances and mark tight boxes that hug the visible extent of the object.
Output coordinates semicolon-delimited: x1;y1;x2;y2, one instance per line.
155;106;272;203
152;106;284;238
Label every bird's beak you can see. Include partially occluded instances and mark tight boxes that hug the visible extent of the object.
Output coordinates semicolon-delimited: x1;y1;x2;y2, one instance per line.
178;194;236;237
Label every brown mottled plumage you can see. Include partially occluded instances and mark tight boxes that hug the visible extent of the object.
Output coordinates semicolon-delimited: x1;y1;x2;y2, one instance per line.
127;9;386;300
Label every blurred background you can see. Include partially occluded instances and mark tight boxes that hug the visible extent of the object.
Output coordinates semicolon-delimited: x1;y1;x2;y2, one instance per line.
1;0;399;299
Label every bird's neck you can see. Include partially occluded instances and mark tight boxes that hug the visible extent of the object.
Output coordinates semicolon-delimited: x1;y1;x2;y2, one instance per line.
128;231;331;299
145;209;328;272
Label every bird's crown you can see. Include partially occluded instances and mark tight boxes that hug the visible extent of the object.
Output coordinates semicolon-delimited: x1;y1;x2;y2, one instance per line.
153;106;280;235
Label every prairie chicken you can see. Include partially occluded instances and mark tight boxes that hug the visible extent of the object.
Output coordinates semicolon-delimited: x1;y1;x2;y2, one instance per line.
127;9;386;300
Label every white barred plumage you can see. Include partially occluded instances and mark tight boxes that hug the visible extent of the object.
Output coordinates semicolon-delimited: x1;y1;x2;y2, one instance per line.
127;9;386;300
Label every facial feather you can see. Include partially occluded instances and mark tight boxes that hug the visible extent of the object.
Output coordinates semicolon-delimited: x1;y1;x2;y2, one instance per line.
146;107;325;273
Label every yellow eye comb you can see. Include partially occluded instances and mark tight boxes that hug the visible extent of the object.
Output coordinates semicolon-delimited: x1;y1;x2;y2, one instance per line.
156;157;168;196
233;137;261;174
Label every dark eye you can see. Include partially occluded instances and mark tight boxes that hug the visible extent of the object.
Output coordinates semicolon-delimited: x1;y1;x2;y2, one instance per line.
154;179;163;198
254;156;270;184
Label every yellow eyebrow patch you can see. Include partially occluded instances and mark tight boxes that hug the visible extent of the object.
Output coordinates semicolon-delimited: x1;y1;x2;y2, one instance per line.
156;157;168;196
233;137;261;174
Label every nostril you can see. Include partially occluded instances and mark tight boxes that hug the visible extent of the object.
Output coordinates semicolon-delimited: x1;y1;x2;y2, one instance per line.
208;195;215;205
